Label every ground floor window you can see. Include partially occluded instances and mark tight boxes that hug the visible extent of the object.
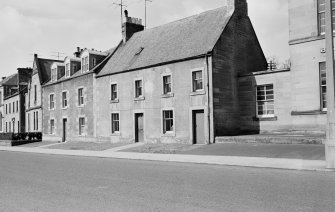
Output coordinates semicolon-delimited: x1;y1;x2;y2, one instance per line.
50;119;55;135
0;112;2;132
79;117;85;136
163;110;174;133
111;113;120;134
256;84;274;117
320;62;327;110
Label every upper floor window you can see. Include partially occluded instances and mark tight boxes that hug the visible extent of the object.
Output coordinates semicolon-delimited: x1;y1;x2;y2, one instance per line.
34;84;37;103
65;63;70;78
16;100;18;112
135;80;143;98
0;91;2;105
78;88;84;106
163;75;172;94
320;62;327;110
73;64;78;72
50;94;55;110
318;0;335;35
51;68;57;82
192;70;203;92
62;91;68;108
256;84;274;117
111;83;118;101
93;58;97;67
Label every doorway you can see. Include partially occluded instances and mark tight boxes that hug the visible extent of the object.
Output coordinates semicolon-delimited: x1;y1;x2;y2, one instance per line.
193;110;205;144
62;118;67;142
135;113;144;143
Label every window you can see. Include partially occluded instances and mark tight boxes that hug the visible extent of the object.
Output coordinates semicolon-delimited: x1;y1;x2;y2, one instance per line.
0;91;2;105
163;75;172;94
16;100;18;112
13;102;15;113
111;113;120;133
6;104;7;114
192;71;203;91
51;68;57;81
66;63;70;77
85;56;89;72
256;84;275;117
82;58;85;72
111;84;118;100
50;94;55;110
33;112;36;131
320;62;327;110
318;0;335;35
28;113;30;132
50;119;55;135
73;64;78;72
163;110;174;133
9;103;11;114
79;117;85;136
135;80;143;98
36;111;38;131
34;84;37;103
62;91;68;108
93;58;97;67
0;112;2;132
78;88;84;106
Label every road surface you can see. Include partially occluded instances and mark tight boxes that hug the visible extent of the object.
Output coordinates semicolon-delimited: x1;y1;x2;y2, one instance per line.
0;151;334;211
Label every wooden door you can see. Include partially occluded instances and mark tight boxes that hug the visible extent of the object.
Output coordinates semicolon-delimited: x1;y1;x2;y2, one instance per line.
193;110;205;144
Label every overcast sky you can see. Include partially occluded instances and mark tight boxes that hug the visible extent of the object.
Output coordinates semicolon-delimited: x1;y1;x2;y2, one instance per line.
0;0;289;77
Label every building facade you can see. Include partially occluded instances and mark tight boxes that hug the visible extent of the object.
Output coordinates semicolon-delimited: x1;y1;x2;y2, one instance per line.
26;54;63;133
42;49;108;142
94;0;267;144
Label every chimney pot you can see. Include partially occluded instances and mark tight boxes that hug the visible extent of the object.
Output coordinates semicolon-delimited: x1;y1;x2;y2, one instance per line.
124;10;128;18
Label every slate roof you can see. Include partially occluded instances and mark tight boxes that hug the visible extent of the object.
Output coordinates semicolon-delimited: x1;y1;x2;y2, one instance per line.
0;73;18;86
97;7;233;77
36;58;63;84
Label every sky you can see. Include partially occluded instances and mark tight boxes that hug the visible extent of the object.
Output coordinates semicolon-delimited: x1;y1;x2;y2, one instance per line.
0;0;289;77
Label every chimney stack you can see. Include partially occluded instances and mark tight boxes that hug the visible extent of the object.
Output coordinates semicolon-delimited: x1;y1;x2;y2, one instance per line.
74;47;81;58
122;10;144;43
225;0;248;17
2;77;6;80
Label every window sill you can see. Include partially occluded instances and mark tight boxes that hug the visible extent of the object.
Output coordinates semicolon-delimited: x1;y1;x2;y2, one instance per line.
162;132;176;137
190;90;205;96
111;132;121;136
49;108;55;111
253;116;277;121
62;107;68;110
110;99;120;104
291;110;327;116
134;96;145;101
161;93;174;98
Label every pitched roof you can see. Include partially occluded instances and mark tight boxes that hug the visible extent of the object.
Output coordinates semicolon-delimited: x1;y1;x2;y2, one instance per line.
97;7;233;77
0;73;18;86
36;58;63;84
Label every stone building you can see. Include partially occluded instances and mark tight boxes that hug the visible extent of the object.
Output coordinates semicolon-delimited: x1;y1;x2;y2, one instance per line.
94;0;267;144
25;54;62;133
2;68;32;133
42;48;109;142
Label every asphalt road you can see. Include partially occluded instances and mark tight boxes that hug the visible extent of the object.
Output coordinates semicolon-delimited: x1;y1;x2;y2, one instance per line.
0;152;334;212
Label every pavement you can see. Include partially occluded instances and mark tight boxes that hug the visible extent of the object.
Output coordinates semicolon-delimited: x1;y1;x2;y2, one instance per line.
0;142;333;172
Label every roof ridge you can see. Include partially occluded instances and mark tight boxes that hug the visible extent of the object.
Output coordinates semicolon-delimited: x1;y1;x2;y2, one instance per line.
144;6;225;32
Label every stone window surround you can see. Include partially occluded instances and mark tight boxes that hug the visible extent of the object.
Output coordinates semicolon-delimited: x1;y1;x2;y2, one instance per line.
49;93;56;110
161;72;174;98
134;77;145;101
110;111;121;136
256;84;275;119
161;108;175;137
110;82;119;103
190;67;206;95
61;90;69;109
78;115;86;136
77;87;85;107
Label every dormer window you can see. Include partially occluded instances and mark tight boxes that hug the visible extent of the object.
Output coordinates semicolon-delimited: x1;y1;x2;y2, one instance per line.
93;58;97;67
82;56;89;72
73;64;78;72
51;68;57;82
65;63;70;78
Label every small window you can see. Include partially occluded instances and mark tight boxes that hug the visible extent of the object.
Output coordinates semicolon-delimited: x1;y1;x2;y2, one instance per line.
111;84;118;101
50;94;55;110
78;88;84;106
256;84;274;117
135;80;143;98
111;113;120;134
163;75;172;94
79;117;85;136
320;62;327;110
50;119;55;135
62;91;68;108
85;56;89;72
163;110;174;133
66;63;70;77
93;58;97;67
192;71;203;91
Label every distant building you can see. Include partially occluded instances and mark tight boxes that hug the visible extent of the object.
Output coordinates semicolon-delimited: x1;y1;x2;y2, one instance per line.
25;54;62;133
42;48;109;142
2;68;32;133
